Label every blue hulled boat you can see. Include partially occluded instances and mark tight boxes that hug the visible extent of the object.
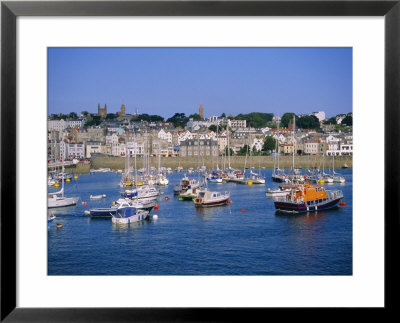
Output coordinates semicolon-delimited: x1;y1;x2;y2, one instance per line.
274;184;344;213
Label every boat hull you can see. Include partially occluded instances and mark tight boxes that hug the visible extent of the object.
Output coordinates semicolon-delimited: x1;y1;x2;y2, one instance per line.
178;195;196;201
48;197;79;208
112;209;149;224
90;208;117;218
194;198;229;207
274;197;343;213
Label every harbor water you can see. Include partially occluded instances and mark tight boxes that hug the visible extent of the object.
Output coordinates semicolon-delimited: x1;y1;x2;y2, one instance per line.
48;169;352;275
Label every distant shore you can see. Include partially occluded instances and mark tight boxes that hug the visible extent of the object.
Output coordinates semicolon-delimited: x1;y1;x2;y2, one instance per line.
71;155;352;174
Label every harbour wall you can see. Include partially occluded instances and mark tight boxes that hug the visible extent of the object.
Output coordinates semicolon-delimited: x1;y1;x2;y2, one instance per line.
73;155;353;173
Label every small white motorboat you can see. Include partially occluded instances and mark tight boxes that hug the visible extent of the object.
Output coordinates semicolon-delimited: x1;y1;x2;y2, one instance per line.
265;185;292;198
112;203;149;224
90;194;107;200
48;214;56;226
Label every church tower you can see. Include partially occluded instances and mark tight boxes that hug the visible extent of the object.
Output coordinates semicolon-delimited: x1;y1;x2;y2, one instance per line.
118;103;126;116
98;104;107;119
199;104;204;120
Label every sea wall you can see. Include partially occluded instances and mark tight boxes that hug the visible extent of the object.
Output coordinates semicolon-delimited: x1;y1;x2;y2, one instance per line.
86;155;352;173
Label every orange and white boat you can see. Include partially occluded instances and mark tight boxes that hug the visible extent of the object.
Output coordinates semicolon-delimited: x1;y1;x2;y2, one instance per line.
274;184;343;213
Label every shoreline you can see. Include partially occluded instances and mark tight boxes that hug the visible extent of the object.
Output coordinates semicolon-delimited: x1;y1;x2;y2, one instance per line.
71;155;352;174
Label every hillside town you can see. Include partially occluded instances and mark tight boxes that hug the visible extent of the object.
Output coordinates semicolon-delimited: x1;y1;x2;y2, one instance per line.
48;103;353;162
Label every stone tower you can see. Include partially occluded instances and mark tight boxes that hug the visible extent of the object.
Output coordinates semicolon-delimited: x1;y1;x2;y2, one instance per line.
199;104;204;120
118;103;126;116
98;104;107;119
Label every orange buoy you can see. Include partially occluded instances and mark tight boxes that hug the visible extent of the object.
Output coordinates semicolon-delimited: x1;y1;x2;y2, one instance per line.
240;209;246;212
227;200;232;204
164;197;170;200
81;201;87;206
154;204;159;210
339;201;347;206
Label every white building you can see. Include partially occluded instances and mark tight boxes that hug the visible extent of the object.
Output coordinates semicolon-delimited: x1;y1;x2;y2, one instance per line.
186;119;216;130
207;116;219;123
126;142;145;157
312;111;326;122
106;133;119;146
251;138;264;152
336;115;346;124
304;141;320;155
67;119;84;128
217;133;228;152
177;130;194;145
158;129;173;143
86;141;105;158
339;142;353;156
325;135;340;151
48;119;68;132
272;133;286;144
326;141;353;156
260;127;271;135
228;119;246;129
59;141;68;160
67;143;85;159
112;143;126;157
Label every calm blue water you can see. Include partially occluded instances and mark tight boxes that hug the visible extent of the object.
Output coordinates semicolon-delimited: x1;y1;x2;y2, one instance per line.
48;169;352;275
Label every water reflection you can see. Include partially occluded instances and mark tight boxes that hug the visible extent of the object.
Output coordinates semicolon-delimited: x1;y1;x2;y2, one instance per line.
193;205;231;219
275;210;332;223
111;219;149;232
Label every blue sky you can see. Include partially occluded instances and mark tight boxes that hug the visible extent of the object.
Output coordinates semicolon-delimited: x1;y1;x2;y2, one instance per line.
48;48;352;119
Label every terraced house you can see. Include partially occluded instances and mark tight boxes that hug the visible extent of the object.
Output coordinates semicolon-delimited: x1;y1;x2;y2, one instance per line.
179;138;218;157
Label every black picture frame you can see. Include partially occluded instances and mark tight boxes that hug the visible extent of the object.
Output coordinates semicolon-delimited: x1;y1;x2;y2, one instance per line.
1;1;399;321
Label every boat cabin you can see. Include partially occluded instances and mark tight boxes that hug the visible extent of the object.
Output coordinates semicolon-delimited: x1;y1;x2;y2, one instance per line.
295;185;327;202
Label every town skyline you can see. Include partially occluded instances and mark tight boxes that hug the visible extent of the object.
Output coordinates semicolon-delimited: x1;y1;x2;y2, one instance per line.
48;48;352;118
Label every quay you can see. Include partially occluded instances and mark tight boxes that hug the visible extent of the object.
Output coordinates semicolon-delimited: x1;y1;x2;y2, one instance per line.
57;155;352;174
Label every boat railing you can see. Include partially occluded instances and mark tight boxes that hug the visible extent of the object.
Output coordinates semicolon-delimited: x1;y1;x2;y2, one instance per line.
274;196;304;204
327;190;344;200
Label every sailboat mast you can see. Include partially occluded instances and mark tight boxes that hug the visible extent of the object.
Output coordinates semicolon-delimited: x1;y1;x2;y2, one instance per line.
227;125;231;169
277;113;280;170
61;146;64;198
292;115;295;172
134;140;138;200
197;134;200;182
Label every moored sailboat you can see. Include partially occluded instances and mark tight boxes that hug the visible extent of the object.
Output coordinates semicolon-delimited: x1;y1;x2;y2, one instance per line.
48;156;79;208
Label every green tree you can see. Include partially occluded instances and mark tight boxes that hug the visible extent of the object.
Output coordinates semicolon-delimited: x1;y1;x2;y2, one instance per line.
149;115;164;122
280;113;297;128
297;115;320;129
225;146;234;156
263;136;276;153
106;113;118;120
238;144;250;156
68;112;78;119
84;116;102;127
167;113;189;128
208;125;223;132
133;114;164;122
341;115;352;126
188;113;202;120
324;117;337;125
220;112;226;118
234;112;273;128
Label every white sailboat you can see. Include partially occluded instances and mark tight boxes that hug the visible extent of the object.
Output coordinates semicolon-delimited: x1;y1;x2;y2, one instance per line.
332;154;346;183
48;156;79;208
271;114;288;183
